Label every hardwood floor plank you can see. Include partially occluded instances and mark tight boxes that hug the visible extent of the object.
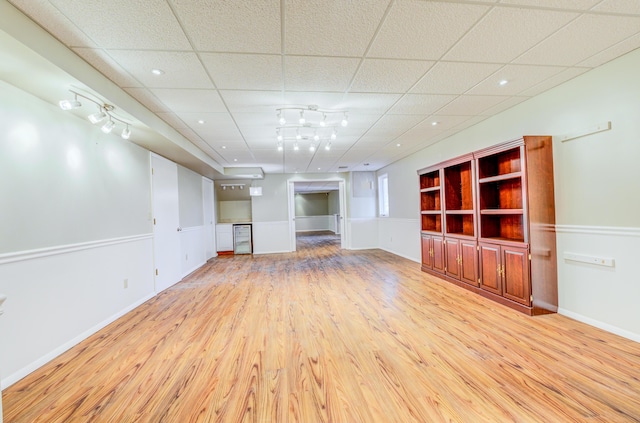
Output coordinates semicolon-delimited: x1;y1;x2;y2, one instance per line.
4;231;640;422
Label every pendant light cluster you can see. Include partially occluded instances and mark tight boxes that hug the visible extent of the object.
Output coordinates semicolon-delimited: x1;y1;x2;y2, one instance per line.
59;90;132;140
275;105;348;152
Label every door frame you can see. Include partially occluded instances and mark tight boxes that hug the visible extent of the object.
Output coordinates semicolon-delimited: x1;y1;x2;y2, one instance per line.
287;178;347;252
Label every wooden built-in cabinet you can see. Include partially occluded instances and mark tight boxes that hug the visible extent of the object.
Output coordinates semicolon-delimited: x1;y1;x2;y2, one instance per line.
418;136;557;315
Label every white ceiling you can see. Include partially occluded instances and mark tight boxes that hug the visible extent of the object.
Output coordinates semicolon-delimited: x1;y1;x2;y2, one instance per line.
5;0;640;176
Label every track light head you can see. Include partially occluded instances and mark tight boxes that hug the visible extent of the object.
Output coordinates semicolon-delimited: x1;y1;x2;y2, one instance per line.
88;109;107;124
331;130;337;140
277;142;283;152
101;119;115;134
278;110;286;125
309;144;316;152
299;110;306;125
293;142;299;151
341;112;348;127
59;95;81;110
320;113;327;127
121;125;131;140
325;142;331;151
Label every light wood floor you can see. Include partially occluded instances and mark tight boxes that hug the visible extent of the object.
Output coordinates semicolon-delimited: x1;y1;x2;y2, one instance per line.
4;231;640;422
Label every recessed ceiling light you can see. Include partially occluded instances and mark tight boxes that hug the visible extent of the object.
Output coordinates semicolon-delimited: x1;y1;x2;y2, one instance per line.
151;68;164;75
499;79;508;86
317;167;321;170
198;119;205;124
396;143;401;147
221;146;226;149
233;158;238;162
431;121;439;126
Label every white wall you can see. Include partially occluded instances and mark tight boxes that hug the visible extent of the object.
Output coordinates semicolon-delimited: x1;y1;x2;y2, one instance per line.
0;81;156;388
295;215;333;232
377;48;640;341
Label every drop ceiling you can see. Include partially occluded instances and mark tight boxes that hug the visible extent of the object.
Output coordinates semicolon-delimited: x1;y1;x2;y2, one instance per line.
4;0;640;177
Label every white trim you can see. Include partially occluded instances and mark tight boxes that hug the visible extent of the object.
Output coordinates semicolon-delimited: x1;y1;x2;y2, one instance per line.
252;250;290;255
555;225;640;237
1;292;155;389
0;234;154;265
558;308;640;343
379;247;421;263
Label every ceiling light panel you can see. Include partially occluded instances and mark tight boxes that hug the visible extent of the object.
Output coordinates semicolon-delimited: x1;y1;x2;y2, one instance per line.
201;53;283;90
443;7;578;63
41;0;191;50
170;0;281;53
369;2;490;60
284;0;389;56
106;50;213;89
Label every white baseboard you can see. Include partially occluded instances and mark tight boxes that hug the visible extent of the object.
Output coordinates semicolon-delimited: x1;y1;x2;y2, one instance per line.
558;308;640;343
379;247;421;263
2;293;155;389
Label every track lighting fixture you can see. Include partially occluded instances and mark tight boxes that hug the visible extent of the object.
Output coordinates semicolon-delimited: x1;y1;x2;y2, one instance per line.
60;90;134;140
220;183;245;191
274;105;348;152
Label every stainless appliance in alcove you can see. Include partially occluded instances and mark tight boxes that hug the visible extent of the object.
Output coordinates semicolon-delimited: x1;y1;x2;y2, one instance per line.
233;224;252;254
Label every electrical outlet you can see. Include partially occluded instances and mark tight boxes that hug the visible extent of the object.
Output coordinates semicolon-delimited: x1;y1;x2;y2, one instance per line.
123;278;128;289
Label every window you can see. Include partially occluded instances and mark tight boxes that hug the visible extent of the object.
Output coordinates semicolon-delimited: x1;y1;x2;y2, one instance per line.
378;173;389;217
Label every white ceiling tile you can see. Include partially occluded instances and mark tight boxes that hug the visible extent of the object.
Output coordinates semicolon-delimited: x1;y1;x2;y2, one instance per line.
364;114;426;139
106;50;213;89
592;0;640;14
577;33;640;68
444;7;578;63
350;59;434;93
284;0;389;56
481;96;530;116
436;95;510;116
9;0;97;47
73;48;142;88
220;91;285;113
176;112;242;139
498;0;600;9
369;1;489;60
519;67;590;96
123;88;171;113
468;64;566;95
282;92;346;109
412;62;502;94
422;115;475;131
171;0;281;53
338;93;403;114
49;0;191;50
388;94;457;115
201;54;283;90
150;89;226;113
515;14;640;66
285;56;360;91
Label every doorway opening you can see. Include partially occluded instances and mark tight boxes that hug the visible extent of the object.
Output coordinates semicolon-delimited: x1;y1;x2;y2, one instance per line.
287;179;346;252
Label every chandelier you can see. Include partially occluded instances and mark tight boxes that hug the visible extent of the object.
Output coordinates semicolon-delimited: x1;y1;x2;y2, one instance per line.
275;105;348;152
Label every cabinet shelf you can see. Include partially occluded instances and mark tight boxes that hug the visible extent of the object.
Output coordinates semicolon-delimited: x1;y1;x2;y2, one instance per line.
421;210;442;215
480;209;524;215
420;186;441;193
445;210;474;215
478;172;522;184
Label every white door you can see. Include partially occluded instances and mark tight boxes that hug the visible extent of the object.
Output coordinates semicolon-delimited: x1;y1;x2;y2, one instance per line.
151;154;181;293
202;177;215;259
